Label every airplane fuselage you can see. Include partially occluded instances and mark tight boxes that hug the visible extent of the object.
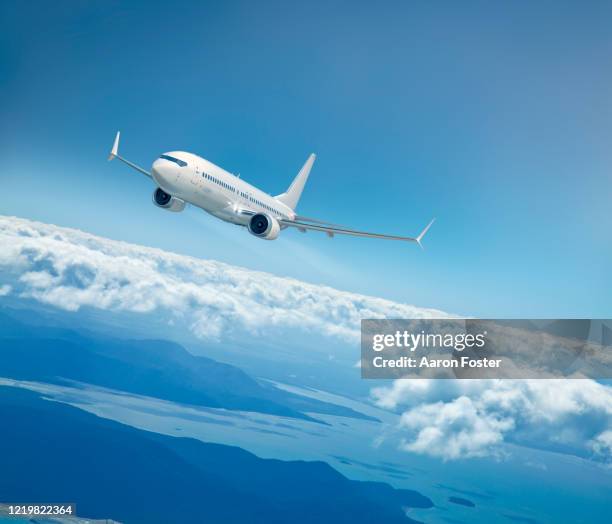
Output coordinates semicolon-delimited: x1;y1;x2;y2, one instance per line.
151;151;295;226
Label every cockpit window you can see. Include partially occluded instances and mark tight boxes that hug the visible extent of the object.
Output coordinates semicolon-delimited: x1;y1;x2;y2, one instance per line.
159;154;187;167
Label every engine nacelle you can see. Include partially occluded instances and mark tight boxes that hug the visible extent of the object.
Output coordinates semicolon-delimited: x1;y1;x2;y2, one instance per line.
248;213;280;240
153;188;185;212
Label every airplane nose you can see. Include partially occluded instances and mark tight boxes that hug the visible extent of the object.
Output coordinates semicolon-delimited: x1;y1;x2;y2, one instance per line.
152;158;166;177
151;158;177;185
151;158;174;178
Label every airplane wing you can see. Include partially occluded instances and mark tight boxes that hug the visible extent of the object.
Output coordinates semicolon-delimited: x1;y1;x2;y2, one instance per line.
237;210;341;227
107;131;152;178
293;215;345;227
279;217;435;248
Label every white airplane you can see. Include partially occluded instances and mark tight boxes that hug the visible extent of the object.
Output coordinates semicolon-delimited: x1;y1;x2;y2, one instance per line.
108;132;434;246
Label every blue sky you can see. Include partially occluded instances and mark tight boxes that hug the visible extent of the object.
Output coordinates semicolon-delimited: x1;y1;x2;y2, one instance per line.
1;0;611;317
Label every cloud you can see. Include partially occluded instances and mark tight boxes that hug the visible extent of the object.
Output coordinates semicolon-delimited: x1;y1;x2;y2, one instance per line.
399;396;514;460
373;378;612;461
0;284;11;297
0;215;449;343
590;430;612;461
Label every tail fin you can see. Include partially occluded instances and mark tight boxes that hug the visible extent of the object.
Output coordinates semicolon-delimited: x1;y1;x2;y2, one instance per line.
275;153;316;210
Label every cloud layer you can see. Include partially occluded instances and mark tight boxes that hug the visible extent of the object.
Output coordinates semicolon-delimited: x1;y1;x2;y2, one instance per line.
372;378;612;462
0;216;448;342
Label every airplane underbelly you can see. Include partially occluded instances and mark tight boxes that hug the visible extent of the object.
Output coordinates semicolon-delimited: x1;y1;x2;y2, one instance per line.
210;206;250;225
192;187;226;211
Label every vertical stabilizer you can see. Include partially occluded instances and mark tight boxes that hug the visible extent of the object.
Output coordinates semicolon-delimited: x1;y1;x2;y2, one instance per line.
275;154;316;210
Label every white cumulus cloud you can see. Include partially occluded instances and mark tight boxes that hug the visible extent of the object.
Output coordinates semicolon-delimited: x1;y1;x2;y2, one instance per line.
399;395;514;460
373;378;612;461
590;430;612;461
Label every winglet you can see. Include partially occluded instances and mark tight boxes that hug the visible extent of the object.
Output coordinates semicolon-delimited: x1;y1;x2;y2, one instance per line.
108;131;120;161
416;218;435;249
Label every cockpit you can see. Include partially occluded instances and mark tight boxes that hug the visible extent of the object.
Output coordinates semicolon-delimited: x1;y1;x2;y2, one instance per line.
159;154;188;167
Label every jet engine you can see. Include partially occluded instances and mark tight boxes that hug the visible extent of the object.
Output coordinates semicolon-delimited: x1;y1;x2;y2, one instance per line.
153;188;186;212
248;213;280;240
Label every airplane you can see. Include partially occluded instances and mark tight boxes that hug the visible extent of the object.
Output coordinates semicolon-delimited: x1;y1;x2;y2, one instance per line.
107;131;434;246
